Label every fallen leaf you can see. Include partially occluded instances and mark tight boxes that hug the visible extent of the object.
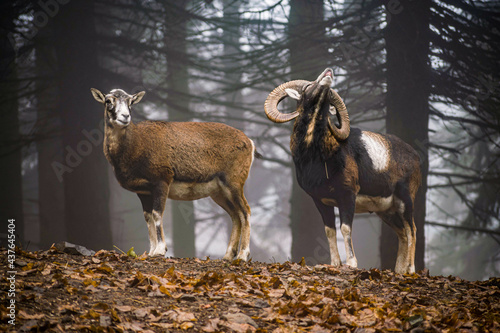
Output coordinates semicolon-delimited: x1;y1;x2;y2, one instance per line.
134;308;149;318
180;322;195;329
99;315;111;327
18;311;45;320
164;309;196;323
223;312;258;328
118;322;144;331
201;318;220;332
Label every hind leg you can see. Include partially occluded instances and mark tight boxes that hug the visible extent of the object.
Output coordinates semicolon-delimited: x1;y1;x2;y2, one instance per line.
338;195;357;268
377;210;415;274
211;188;250;261
395;182;417;273
234;191;251;261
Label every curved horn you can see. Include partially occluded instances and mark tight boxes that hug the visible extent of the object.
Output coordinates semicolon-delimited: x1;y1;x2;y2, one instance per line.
327;88;350;141
264;80;310;123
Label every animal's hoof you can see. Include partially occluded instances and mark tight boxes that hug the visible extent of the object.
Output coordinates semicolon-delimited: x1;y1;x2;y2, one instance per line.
222;249;238;261
346;259;358;268
222;254;234;261
235;250;250;262
149;247;167;257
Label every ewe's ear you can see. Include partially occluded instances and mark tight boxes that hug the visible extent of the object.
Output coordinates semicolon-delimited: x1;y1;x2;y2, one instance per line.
285;88;301;101
131;91;146;105
90;88;106;104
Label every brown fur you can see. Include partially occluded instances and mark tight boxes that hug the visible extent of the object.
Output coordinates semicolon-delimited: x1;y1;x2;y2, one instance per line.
342;154;360;194
104;121;254;194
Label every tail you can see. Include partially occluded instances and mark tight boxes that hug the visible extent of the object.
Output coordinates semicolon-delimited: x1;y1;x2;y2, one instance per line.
249;139;263;160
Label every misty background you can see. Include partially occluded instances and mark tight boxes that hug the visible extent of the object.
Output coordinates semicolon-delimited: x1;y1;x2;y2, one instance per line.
1;0;498;281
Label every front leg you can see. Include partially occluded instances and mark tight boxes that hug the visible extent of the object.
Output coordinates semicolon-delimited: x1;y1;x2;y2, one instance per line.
138;182;169;257
313;199;341;267
138;194;157;255
338;194;357;268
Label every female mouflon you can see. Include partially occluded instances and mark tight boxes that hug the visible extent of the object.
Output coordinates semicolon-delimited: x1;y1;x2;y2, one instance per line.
91;88;259;260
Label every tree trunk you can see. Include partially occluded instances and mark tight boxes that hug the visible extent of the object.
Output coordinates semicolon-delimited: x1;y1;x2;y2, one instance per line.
53;1;112;251
35;22;66;249
165;2;195;258
383;0;430;271
0;18;24;248
223;0;245;131
288;0;329;265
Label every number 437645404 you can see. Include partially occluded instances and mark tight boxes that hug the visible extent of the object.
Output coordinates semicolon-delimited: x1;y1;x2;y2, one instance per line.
7;219;16;268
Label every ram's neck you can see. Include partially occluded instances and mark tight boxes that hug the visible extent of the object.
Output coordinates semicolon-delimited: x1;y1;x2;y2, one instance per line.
291;113;340;162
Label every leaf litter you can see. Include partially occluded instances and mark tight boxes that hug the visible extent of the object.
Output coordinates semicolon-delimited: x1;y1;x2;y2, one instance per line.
0;246;499;332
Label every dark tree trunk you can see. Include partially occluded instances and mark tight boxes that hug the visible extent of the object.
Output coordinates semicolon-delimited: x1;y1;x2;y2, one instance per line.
53;1;112;251
165;2;195;258
383;0;430;271
35;22;66;249
223;0;245;131
0;16;24;247
288;0;330;265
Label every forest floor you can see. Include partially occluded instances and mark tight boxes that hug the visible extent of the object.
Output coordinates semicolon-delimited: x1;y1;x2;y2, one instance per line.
1;246;499;333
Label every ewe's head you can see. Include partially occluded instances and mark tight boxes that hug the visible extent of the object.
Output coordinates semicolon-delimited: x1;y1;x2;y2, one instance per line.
264;68;350;141
91;88;145;128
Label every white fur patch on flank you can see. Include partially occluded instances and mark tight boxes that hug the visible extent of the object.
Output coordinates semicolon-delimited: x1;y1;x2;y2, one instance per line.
360;131;389;172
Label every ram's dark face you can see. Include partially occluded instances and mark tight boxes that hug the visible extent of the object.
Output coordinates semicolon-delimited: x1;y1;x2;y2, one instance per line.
91;88;145;128
264;67;350;141
292;68;334;116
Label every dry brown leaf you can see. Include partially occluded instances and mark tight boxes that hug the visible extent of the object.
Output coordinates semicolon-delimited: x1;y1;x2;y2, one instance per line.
201;318;220;332
180;322;195;329
221;321;256;333
133;308;149;318
18;311;45;320
163;309;196;323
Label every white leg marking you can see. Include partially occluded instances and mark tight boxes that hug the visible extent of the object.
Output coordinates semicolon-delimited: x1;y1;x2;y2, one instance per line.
341;224;358;268
325;226;341;267
395;203;416;274
143;211;157;255
394;227;409;274
150;210;166;257
406;223;416;274
236;212;251;261
223;212;241;261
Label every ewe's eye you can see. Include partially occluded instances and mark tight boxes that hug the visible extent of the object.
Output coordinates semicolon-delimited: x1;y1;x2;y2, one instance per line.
105;99;113;106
